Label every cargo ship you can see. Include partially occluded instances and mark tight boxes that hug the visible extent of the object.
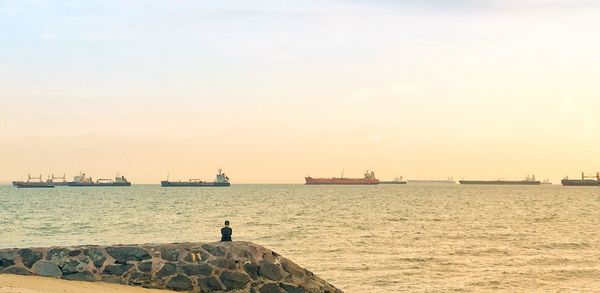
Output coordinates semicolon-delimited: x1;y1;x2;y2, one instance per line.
380;176;407;184
459;175;540;185
161;169;230;187
68;172;131;187
12;174;54;188
561;172;600;186
407;177;456;184
305;170;379;185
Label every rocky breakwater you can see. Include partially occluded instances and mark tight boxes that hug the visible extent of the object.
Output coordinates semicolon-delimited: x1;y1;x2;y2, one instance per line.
0;241;341;293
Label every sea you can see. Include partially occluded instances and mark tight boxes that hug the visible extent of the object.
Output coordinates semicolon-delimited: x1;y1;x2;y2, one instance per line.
1;184;599;292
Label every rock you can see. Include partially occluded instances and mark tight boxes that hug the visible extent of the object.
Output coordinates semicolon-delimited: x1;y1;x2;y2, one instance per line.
281;259;305;279
106;246;151;264
260;260;283;281
2;266;32;275
181;263;213;276
84;248;107;268
104;264;133;275
69;250;81;257
46;248;69;261
0;250;17;261
260;283;284;293
32;261;63;277
138;261;152;273
166;275;193;291
220;270;251;290
19;249;42;268
101;275;126;284
156;262;177;278
209;258;237;270
244;262;259;279
202;244;225;257
126;272;152;285
198;276;224;292
160;247;180;262
62;271;96;281
60;258;90;274
0;259;15;269
280;283;306;293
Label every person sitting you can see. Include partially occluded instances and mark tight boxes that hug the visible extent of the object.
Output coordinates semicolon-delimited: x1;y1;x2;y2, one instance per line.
221;220;232;241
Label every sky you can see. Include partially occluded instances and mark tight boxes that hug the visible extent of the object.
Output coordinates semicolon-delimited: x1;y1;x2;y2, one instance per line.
1;0;600;183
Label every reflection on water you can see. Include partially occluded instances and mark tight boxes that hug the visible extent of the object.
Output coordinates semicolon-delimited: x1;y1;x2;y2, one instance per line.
1;184;599;292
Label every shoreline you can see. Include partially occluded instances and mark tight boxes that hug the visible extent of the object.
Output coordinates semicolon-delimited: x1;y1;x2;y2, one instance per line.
0;274;168;293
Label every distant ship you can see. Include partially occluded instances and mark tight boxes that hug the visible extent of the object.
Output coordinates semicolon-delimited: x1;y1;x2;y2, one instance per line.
541;179;552;185
68;172;131;187
12;174;54;188
305;170;379;185
380;176;407;184
161;169;230;187
561;172;600;186
407;177;456;184
459;175;541;185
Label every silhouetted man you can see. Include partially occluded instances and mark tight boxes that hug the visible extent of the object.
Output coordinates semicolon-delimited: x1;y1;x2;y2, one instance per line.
221;220;232;241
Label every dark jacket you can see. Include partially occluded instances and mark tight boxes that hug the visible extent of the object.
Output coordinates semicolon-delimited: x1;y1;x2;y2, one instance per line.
221;226;232;241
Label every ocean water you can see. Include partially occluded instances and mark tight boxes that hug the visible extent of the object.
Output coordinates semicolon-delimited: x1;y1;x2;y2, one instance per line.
1;184;599;292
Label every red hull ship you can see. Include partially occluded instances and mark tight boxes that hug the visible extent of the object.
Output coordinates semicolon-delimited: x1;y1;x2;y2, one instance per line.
305;170;379;185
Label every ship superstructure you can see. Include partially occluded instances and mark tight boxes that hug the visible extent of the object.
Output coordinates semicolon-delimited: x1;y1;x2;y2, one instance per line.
380;176;407;184
68;172;131;187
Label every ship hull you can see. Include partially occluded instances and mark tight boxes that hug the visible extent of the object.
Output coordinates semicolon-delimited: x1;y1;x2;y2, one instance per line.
459;180;541;185
561;179;600;186
160;181;230;187
13;182;55;188
68;182;131;187
304;177;379;185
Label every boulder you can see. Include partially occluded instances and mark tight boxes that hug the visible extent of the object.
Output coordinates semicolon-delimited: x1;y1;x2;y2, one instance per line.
84;248;107;268
166;275;193;291
181;263;213;276
156;262;177;278
260;283;284;293
2;266;31;275
60;258;90;274
62;271;96;281
32;261;62;277
47;248;69;261
220;270;251;290
106;246;151;264
19;249;42;268
198;276;224;292
160;247;180;262
260;260;283;281
138;260;153;273
104;264;133;275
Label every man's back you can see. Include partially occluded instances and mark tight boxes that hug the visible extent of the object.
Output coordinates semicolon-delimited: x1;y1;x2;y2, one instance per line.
221;226;232;241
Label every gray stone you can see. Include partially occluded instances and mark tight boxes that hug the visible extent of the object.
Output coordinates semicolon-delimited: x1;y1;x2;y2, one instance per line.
101;275;126;284
209;258;237;270
46;248;69;261
160;247;180;262
0;250;17;261
60;258;90;274
181;263;213;276
2;266;32;275
68;250;81;257
244;262;259;279
156;262;177;278
32;261;63;277
138;261;152;273
260;260;283;281
220;270;251;290
166;275;193;291
202;244;225;257
62;271;96;281
104;264;133;275
106;246;151;264
84;248;107;268
280;283;306;293
281;259;305;278
0;259;15;269
126;272;152;285
19;249;42;268
198;276;224;292
260;283;284;293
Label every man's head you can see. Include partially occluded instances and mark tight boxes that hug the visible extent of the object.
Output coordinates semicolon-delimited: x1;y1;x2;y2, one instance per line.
224;220;230;226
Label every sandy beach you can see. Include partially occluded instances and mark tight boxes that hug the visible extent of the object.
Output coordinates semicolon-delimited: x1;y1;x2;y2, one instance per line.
0;275;168;293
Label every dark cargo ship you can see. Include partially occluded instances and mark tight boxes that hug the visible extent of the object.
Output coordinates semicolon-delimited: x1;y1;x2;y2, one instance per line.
12;174;54;188
459;175;540;185
161;169;230;187
305;170;379;185
67;172;131;187
561;172;600;186
379;176;407;184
